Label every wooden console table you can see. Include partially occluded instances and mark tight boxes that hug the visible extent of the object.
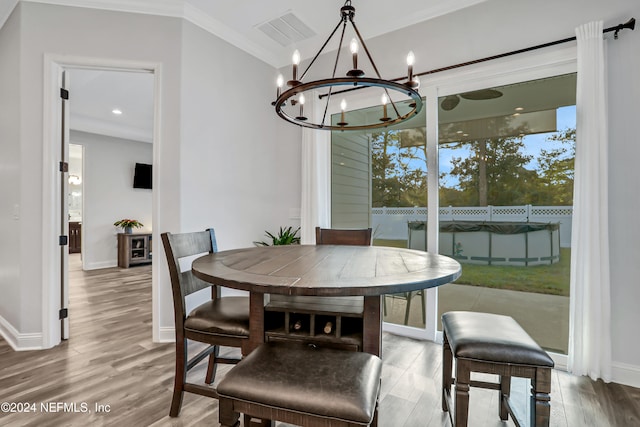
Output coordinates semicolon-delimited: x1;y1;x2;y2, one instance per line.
117;232;152;268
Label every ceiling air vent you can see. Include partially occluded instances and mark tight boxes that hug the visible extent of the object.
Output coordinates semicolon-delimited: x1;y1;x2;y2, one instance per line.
257;12;316;47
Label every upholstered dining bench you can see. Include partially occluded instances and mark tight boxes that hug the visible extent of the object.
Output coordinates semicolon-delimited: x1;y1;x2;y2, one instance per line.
441;311;554;427
217;341;382;427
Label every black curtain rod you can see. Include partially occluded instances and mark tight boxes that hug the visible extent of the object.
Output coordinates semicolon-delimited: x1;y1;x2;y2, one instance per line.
319;17;635;99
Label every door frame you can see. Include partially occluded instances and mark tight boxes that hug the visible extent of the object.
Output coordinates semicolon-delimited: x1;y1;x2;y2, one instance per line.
42;54;162;348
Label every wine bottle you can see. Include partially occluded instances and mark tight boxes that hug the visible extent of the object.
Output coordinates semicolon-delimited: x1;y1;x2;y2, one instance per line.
323;321;333;334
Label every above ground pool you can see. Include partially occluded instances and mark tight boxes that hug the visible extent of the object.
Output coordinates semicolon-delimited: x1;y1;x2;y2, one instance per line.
408;221;560;266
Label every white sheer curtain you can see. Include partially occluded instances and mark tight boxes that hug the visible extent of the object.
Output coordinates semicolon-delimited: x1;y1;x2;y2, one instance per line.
568;20;612;382
300;91;331;244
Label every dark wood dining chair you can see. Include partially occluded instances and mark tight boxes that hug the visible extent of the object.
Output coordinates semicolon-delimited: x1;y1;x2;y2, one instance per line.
315;226;372;246
161;229;250;417
315;226;424;325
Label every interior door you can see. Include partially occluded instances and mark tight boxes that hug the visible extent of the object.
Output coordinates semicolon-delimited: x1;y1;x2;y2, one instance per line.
59;69;70;340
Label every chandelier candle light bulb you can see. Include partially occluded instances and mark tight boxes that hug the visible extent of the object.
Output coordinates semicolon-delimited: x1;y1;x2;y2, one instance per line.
337;99;348;126
406;51;415;79
347;38;364;77
380;93;390;122
296;93;307;121
271;74;285;106
350;38;358;68
289;50;301;86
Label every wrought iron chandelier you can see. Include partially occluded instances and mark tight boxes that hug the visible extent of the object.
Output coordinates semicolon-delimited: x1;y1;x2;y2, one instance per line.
273;0;423;131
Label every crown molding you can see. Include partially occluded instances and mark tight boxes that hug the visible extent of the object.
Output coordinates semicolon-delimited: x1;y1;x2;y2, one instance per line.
0;0;18;29
23;0;184;17
182;2;280;67
20;0;282;67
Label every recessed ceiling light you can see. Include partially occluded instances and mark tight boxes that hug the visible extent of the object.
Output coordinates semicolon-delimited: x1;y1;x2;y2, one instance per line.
513;112;521;116
515;107;524;111
112;109;123;115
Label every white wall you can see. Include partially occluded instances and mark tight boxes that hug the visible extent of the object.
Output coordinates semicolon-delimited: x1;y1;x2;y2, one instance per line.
0;4;22;340
70;130;152;269
178;21;301;249
606;14;640;371
164;18;303;330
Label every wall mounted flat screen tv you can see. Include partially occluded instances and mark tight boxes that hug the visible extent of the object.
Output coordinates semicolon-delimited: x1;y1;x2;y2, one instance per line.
133;163;152;189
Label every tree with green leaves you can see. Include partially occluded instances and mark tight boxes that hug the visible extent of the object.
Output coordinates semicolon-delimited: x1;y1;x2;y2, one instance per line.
371;124;575;209
447;136;536;206
370;129;427;207
439;126;576;207
537;128;575;205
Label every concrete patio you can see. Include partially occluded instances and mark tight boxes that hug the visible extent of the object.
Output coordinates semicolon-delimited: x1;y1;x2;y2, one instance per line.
383;283;570;354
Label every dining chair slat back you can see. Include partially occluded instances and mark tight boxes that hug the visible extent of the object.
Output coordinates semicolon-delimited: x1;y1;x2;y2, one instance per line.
315;227;372;246
161;228;250;418
163;229;218;301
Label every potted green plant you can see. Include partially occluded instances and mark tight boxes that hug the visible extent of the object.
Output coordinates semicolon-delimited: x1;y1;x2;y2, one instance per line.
114;219;144;234
254;226;301;246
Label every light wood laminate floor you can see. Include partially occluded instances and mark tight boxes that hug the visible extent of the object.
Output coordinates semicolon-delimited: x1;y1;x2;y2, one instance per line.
1;255;639;426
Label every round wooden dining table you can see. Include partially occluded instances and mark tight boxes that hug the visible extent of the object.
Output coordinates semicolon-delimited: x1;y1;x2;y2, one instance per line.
192;244;461;356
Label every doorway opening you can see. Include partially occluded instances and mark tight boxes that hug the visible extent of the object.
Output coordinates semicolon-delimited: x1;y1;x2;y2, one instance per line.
43;57;159;348
65;67;154;340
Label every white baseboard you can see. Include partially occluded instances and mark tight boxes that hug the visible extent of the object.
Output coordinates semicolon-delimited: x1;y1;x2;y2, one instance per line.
550;352;568;371
84;260;118;270
158;326;175;343
0;315;43;350
612;361;640;389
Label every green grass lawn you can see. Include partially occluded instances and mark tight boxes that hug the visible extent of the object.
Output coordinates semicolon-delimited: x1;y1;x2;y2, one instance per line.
374;239;571;297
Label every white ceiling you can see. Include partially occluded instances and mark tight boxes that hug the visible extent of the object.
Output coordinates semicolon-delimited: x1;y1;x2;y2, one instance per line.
2;0;489;142
67;69;155;143
183;0;488;67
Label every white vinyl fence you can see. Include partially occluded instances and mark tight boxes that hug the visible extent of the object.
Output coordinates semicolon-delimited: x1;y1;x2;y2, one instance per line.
371;205;573;247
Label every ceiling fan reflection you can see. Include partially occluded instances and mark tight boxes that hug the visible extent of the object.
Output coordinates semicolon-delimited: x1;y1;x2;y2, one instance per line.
440;88;503;111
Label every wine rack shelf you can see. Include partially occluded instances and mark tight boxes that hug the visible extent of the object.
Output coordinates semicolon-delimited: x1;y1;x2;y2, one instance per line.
264;295;365;351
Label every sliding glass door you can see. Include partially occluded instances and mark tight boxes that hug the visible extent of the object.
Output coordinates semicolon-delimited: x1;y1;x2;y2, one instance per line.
435;74;576;354
329;52;577;347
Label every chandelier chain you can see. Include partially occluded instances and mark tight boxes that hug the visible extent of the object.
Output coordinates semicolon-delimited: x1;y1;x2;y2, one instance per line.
299;19;343;82
320;20;349;127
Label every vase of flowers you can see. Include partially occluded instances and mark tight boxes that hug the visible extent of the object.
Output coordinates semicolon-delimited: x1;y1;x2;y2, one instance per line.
114;219;144;234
